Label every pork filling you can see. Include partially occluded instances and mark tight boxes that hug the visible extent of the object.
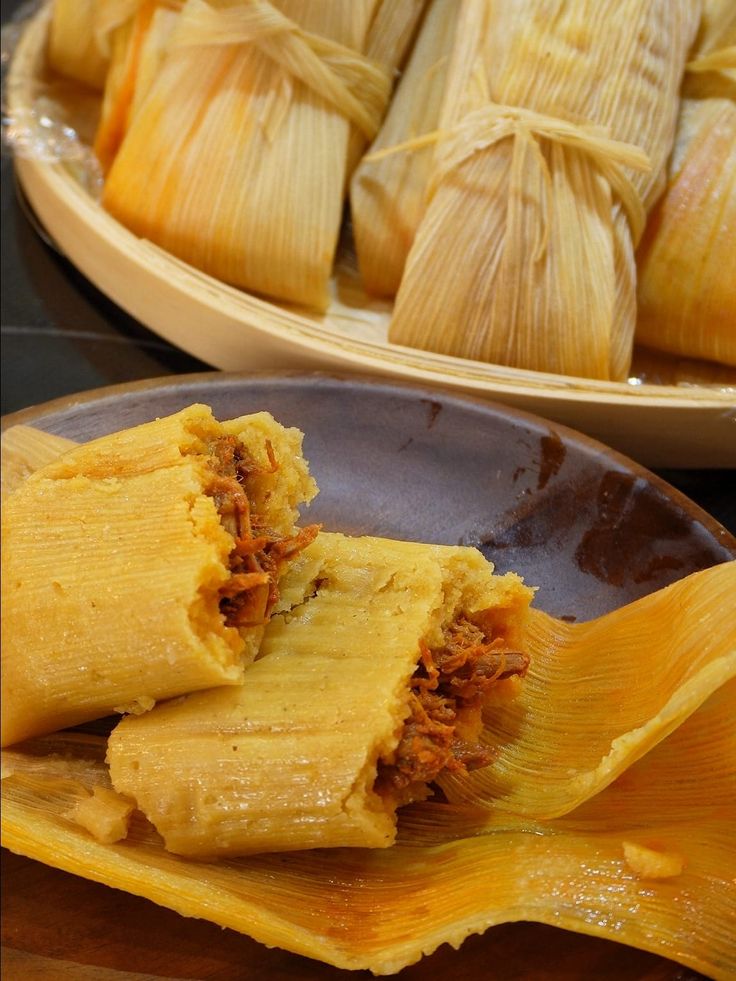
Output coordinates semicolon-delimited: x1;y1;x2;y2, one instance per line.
375;616;529;805
207;436;319;629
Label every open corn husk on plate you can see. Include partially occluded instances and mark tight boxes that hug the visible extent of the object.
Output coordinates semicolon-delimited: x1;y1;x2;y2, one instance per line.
2;374;735;979
4;3;736;468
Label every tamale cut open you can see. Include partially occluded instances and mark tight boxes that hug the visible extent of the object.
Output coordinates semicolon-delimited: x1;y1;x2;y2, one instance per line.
107;532;533;856
0;404;317;747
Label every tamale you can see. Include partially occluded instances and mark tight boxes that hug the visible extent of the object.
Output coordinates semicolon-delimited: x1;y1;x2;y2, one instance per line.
94;2;182;173
0;404;317;746
107;532;532;856
102;0;391;310
3;574;734;976
389;0;700;381
351;0;458;297
47;0;139;90
636;0;736;367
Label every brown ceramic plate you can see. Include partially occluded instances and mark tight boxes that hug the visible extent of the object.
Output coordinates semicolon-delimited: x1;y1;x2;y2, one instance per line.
2;371;733;981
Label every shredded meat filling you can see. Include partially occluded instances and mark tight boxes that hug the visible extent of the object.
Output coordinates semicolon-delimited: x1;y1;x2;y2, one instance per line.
208;436;319;629
376;617;529;803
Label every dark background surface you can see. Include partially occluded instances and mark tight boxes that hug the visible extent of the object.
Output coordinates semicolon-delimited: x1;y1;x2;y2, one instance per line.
1;0;734;533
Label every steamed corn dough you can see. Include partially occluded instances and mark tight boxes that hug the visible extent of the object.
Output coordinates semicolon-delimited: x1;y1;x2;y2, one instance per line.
102;0;391;310
3;595;734;976
107;532;533;856
389;0;700;380
0;404;317;747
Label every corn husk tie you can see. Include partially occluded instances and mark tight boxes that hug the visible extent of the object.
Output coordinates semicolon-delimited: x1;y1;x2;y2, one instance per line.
169;0;391;141
370;102;652;256
686;45;736;73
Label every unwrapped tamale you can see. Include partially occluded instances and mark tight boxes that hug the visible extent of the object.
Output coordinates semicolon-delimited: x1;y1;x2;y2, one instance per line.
0;404;317;746
389;0;700;380
107;532;533;856
636;0;736;367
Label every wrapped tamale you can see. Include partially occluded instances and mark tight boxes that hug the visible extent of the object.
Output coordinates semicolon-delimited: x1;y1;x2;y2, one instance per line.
107;532;533;856
101;0;394;310
389;0;700;381
0;404;317;747
48;0;140;90
94;1;183;173
351;0;458;297
636;0;736;367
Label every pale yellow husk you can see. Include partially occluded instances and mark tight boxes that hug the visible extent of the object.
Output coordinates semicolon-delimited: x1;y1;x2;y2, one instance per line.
94;1;182;172
389;0;700;381
636;0;736;367
48;0;113;89
1;425;76;503
351;0;458;297
441;561;736;817
0;405;316;746
102;0;390;310
3;592;734;976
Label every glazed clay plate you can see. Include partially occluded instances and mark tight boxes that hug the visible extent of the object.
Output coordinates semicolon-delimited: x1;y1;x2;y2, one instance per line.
2;372;733;981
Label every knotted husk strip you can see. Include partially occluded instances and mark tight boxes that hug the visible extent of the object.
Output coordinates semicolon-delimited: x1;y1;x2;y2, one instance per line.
350;0;458;297
389;0;699;381
0;405;317;746
440;561;736;818
636;1;736;367
3;665;734;980
1;425;76;503
102;0;387;310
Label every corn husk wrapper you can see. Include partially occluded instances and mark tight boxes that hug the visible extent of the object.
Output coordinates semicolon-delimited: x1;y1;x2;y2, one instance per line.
3;567;734;976
636;1;736;367
107;532;532;857
389;0;700;381
47;0;142;89
94;1;182;172
440;561;736;817
351;0;458;297
1;425;76;503
102;0;391;310
0;405;317;746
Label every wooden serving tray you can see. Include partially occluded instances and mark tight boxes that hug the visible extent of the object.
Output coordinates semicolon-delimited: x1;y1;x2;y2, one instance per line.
7;3;736;469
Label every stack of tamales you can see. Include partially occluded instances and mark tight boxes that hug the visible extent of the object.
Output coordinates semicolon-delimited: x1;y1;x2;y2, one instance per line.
635;0;736;367
387;0;701;380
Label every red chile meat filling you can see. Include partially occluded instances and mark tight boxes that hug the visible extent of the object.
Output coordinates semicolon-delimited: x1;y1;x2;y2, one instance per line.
207;436;319;629
375;616;529;804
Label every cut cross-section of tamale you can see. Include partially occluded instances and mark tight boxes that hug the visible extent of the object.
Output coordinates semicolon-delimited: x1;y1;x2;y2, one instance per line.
107;532;533;857
101;0;392;310
389;0;700;381
0;404;317;747
636;0;736;367
351;0;458;297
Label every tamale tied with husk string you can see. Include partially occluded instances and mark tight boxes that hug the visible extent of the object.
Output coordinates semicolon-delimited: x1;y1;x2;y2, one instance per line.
351;0;459;297
388;0;701;381
101;0;395;310
636;0;736;367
